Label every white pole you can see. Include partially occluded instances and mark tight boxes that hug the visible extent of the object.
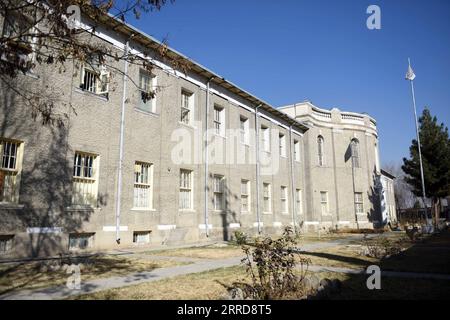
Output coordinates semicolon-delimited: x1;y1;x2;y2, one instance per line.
407;58;429;226
115;40;129;243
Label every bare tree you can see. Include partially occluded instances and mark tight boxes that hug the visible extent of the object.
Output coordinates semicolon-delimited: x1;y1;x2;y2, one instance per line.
0;0;187;125
383;161;417;209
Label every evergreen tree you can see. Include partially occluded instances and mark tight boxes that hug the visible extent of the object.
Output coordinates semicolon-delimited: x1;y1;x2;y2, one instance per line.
402;108;450;224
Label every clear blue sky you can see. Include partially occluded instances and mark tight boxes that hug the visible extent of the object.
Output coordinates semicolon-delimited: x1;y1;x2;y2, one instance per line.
124;0;450;166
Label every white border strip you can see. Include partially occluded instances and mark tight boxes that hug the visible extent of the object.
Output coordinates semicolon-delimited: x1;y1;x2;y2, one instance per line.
103;226;128;232
157;224;177;231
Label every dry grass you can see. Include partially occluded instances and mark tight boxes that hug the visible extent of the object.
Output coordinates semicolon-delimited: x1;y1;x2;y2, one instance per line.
0;254;185;295
146;244;244;260
73;265;248;300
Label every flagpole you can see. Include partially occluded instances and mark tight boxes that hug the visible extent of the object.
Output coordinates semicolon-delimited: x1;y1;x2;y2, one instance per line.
407;58;429;227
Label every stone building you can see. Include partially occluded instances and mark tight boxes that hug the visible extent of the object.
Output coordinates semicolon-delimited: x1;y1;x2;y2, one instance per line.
0;11;391;259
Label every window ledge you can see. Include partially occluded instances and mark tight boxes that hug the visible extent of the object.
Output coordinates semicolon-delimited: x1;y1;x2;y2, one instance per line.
263;211;272;215
74;88;108;102
66;205;100;212
0;203;25;210
131;208;156;212
178;122;197;130
134;108;159;117
179;209;196;213
213;133;227;139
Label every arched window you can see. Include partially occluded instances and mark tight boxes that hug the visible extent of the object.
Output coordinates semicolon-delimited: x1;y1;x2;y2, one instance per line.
317;136;324;166
351;139;360;168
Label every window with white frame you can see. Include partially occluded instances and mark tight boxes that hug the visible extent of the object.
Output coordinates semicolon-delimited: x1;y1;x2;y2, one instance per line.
69;233;94;250
240;116;249;145
213;105;225;136
180;90;193;125
241;179;250;213
354;192;364;214
280;186;288;213
0;235;14;254
279;133;286;157
320;191;329;215
179;169;193;210
138;70;156;113
72;152;98;207
351;139;360;168
318;136;325;166
213;175;225;210
80;58;109;96
261;126;270;152
133;231;151;244
294;140;300;162
263;183;271;213
295;189;302;215
0;139;22;204
133;162;153;209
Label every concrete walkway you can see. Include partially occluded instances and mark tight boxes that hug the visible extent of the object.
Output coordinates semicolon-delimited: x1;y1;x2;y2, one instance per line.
2;233;449;300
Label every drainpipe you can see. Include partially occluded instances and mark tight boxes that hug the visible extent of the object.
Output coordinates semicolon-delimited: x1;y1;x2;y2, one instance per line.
115;39;130;244
255;104;263;234
204;77;214;237
289;125;297;233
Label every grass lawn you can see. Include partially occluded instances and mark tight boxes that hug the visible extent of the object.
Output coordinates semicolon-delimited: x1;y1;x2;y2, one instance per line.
73;265;248;300
0;254;186;295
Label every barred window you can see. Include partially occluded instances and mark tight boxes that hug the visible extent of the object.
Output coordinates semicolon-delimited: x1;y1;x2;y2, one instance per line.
138;71;156;113
72;152;98;207
133;231;150;244
241;180;250;213
240;116;249;144
214;105;225;136
351;139;360;168
0;139;21;203
80;63;109;95
261;126;270;152
294;140;300;162
355;192;364;214
181;90;193;125
263;183;271;213
318;136;324;166
213;175;225;210
133;162;153;209
280;186;288;213
69;233;94;250
295;189;302;215
179;169;193;210
0;235;14;254
320;191;329;215
279;134;286;157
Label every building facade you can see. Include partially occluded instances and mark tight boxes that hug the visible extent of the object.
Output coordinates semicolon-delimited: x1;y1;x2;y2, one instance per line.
0;12;390;259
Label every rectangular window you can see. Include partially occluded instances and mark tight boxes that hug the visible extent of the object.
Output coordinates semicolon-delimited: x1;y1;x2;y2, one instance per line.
281;186;288;213
279;133;286;157
261;126;270;152
294;140;300;162
295;189;302;215
72;152;98;207
137;70;156;113
241;179;250;213
1;12;34;54
0;139;22;204
214;105;225;136
320;191;329;215
80;64;109;95
179;169;193;210
355;192;364;214
133;162;153;209
240;116;249;145
263;183;271;213
0;235;14;254
213;175;225;210
180;90;193;125
69;233;94;250
133;231;151;244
